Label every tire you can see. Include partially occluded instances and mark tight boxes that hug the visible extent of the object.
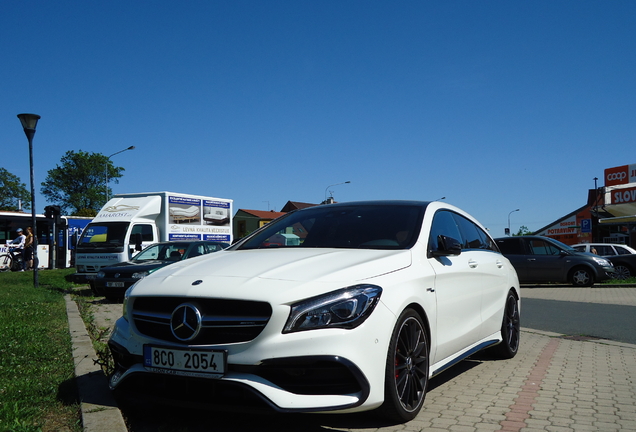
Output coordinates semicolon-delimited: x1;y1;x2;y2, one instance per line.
380;308;429;423
89;281;102;296
613;265;632;280
489;291;520;359
12;255;23;272
104;292;123;302
0;254;12;272
570;267;594;287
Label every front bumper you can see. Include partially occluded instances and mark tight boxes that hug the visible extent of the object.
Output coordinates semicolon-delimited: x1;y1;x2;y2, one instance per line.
72;272;97;284
92;278;136;298
107;300;396;413
600;265;616;281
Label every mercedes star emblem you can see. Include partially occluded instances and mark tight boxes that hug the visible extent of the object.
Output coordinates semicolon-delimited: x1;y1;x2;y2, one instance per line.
170;303;202;341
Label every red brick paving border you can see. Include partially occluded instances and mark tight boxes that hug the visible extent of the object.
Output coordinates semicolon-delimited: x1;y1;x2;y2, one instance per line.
500;338;561;431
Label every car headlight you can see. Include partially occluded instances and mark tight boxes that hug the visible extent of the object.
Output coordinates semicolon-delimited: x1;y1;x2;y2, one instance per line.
592;257;612;267
96;271;105;278
122;282;139;322
283;285;382;333
132;271;149;279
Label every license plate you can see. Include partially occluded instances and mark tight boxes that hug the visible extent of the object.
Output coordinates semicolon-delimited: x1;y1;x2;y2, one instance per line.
106;282;125;288
143;346;226;378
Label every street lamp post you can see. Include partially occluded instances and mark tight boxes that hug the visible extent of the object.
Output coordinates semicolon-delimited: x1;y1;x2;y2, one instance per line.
17;113;41;288
105;146;135;201
324;181;351;204
508;209;520;236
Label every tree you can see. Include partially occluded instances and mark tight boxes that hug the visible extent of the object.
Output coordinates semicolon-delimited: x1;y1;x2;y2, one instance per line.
0;168;31;211
514;225;533;236
41;150;124;215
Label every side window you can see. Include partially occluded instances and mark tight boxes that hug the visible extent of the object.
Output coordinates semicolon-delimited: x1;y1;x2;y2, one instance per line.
496;238;525;254
529;239;560;256
615;246;632;256
572;246;585;252
478;229;498;252
429;210;462;252
130;224;154;242
452;213;494;250
596;245;615;256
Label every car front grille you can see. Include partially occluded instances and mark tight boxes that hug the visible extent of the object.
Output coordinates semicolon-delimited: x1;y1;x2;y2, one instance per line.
131;297;272;344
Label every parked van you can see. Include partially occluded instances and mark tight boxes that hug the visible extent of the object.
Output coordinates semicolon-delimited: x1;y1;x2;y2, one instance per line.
73;191;232;284
494;236;614;286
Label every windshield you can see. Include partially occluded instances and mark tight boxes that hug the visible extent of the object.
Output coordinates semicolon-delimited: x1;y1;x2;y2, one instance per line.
545;237;576;251
237;204;424;250
133;242;192;262
78;222;130;247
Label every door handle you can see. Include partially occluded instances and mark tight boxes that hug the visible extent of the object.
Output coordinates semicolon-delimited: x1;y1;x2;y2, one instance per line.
468;259;478;268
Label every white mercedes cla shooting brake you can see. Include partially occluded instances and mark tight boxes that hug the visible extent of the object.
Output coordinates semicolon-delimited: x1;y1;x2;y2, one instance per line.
108;200;520;422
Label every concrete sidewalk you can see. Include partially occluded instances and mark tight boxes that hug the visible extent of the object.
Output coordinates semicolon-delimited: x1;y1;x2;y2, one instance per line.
68;287;636;432
520;285;636;306
65;295;127;432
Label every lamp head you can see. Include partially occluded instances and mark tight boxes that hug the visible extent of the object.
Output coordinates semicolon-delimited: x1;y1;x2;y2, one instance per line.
17;113;41;131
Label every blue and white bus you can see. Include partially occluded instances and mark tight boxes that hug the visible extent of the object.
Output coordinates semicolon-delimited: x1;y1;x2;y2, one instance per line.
0;211;91;269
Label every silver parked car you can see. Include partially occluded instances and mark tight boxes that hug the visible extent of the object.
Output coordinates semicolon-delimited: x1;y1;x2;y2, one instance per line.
572;243;636;279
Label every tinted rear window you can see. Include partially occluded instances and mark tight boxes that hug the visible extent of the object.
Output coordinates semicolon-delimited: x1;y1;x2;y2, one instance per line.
496;238;525;254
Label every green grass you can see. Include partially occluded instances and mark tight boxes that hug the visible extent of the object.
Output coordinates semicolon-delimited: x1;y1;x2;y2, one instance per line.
602;276;636;285
0;269;82;432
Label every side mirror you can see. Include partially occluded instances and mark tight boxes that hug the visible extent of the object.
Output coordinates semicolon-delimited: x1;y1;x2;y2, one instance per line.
134;233;143;252
430;235;462;257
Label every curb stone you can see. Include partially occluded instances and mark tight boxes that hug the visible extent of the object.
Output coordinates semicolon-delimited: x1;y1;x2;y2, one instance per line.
65;294;127;432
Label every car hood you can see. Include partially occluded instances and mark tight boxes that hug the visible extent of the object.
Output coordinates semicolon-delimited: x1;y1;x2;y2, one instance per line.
571;250;613;263
130;248;412;299
103;260;172;273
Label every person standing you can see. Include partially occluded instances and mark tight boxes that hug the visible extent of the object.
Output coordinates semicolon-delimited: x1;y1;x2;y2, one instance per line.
5;228;26;271
23;226;34;270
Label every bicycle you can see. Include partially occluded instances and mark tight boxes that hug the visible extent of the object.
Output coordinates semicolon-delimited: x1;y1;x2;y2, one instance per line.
0;247;24;272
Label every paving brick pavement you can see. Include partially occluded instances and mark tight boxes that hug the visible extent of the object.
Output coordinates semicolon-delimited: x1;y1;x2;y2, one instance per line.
413;329;636;432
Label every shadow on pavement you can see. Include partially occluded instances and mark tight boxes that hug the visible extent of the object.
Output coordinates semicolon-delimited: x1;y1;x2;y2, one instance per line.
117;355;484;432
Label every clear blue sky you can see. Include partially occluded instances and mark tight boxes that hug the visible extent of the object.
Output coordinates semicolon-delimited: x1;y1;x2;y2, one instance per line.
2;1;635;236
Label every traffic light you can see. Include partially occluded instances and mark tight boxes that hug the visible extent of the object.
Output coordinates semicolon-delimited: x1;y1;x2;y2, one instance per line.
44;205;63;225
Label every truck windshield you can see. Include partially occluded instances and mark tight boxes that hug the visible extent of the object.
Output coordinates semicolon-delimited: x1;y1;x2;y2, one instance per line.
77;222;130;248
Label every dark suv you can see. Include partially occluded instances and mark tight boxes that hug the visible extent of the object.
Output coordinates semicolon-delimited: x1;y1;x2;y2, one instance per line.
494;236;614;286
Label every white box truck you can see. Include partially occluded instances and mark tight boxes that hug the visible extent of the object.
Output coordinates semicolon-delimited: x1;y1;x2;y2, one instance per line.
73;191;232;284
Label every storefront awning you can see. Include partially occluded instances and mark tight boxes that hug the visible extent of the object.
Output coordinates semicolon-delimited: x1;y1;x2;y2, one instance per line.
599;215;636;224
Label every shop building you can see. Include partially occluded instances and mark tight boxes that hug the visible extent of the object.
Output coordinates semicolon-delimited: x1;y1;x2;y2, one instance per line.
536;163;636;247
233;201;318;240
